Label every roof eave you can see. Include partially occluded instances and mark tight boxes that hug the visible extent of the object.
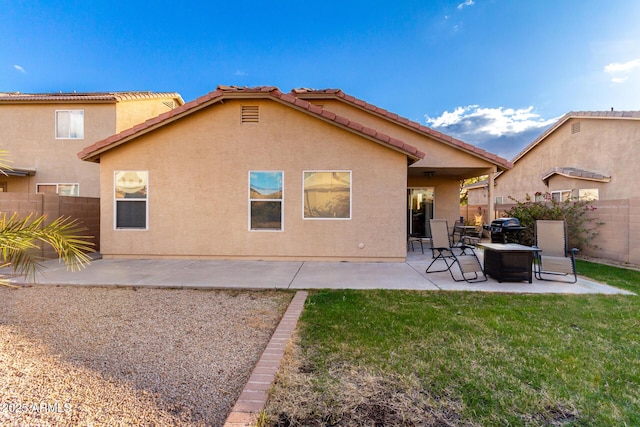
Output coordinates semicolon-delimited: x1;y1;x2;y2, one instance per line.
293;89;510;170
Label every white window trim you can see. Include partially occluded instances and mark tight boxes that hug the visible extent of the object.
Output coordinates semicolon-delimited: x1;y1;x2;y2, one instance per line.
302;170;352;220
55;110;85;140
551;190;572;202
36;183;80;196
495;196;504;204
248;170;284;232
114;171;148;231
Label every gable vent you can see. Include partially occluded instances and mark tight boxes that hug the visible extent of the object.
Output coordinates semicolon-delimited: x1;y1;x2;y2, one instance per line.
571;121;581;134
241;105;259;123
162;100;176;109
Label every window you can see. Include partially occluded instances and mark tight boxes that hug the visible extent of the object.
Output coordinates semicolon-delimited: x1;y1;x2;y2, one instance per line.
115;171;148;229
36;183;79;196
579;189;599;201
56;110;84;139
495;196;504;204
551;190;572;202
249;171;283;231
303;171;351;219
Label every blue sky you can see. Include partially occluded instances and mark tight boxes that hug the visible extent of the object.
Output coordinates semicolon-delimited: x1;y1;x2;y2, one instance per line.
2;0;639;159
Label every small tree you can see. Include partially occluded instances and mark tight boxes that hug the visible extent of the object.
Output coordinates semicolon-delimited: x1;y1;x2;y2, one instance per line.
503;192;598;250
0;150;94;287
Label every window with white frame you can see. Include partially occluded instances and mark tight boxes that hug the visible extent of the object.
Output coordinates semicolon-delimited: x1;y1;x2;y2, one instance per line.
55;110;84;139
551;190;572;202
249;171;283;231
303;171;351;219
579;188;599;201
36;183;79;196
115;171;148;229
495;196;504;204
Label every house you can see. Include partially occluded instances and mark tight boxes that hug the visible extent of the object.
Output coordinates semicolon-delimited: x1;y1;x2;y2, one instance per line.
488;111;640;263
78;86;510;262
0;91;184;197
494;111;640;203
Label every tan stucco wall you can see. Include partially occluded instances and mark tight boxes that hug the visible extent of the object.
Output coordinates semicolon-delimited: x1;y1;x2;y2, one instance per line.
0;103;114;197
315;99;497;226
495;118;640;201
1;98;181;198
407;175;461;225
98;99;409;261
317;99;491;169
115;98;178;132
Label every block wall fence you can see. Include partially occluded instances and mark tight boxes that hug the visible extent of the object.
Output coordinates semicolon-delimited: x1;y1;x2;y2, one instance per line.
0;193;100;259
463;198;640;266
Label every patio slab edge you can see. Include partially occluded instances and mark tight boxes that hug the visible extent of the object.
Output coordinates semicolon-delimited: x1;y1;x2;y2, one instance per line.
223;290;308;427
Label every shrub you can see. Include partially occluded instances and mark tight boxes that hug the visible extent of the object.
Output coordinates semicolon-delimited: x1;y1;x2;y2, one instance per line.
503;192;598;250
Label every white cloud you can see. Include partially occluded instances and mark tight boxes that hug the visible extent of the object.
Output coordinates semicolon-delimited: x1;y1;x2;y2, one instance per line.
235;70;248;76
604;58;640;83
604;59;640;73
13;64;26;73
611;77;629;84
457;0;475;9
425;105;559;159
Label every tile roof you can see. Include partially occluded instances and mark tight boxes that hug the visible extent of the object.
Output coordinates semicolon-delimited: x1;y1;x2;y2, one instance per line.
511;110;640;164
291;88;513;170
541;167;611;183
0;91;184;104
78;86;425;163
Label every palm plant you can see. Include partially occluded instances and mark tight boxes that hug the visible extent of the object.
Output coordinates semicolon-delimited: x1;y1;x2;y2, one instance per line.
0;150;93;287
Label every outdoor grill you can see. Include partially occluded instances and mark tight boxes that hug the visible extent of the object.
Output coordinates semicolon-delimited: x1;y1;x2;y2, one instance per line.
487;217;527;243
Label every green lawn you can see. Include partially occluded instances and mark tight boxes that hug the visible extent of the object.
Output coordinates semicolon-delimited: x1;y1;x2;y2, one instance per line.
265;261;640;426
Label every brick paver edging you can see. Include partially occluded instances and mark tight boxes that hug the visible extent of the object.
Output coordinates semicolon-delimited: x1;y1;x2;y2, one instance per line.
223;290;308;427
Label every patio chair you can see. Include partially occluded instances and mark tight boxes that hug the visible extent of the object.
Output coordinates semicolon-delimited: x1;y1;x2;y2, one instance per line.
533;220;579;283
407;233;424;254
425;219;487;283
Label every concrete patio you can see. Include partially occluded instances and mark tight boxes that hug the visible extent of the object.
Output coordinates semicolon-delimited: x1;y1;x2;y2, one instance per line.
3;248;633;295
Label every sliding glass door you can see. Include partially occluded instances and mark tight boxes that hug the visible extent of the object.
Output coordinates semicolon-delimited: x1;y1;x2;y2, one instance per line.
407;188;434;238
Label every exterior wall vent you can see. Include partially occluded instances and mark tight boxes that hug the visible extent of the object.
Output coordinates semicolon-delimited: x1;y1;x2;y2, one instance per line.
242;106;259;123
571;121;581;134
162;100;176;109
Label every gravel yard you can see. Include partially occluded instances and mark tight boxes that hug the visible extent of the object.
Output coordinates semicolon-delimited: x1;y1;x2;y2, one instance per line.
0;285;292;427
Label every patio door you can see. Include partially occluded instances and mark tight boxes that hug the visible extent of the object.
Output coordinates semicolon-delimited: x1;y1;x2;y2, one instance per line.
407;188;434;238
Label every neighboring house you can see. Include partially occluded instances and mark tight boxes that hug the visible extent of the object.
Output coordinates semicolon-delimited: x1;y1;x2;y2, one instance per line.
0;91;184;197
484;111;640;263
494;111;640;204
78;86;510;262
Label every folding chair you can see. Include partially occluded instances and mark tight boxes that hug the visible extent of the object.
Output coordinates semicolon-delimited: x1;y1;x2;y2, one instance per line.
407;233;424;254
533;220;579;283
425;219;487;283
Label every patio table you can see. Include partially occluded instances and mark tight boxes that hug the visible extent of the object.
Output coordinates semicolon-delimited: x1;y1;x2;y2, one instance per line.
478;243;541;283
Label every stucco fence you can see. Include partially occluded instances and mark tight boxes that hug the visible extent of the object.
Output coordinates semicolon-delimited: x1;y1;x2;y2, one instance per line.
463;198;640;265
0;193;100;260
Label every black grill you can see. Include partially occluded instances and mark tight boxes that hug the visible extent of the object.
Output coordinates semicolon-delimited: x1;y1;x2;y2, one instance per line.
487;218;526;243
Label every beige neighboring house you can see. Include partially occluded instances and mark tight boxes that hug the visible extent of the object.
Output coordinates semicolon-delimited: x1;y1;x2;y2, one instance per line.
78;86;510;262
472;111;640;263
493;111;640;204
0;91;184;197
